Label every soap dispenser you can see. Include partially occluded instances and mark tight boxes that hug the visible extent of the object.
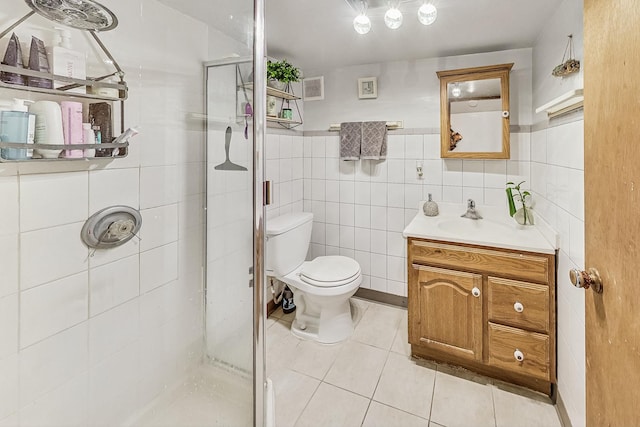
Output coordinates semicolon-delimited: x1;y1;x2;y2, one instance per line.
423;193;439;217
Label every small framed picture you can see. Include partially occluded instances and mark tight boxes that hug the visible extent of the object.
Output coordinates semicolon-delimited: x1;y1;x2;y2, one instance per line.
303;76;325;101
358;77;377;99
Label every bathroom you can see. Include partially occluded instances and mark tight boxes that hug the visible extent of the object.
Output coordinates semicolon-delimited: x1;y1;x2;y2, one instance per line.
0;0;634;426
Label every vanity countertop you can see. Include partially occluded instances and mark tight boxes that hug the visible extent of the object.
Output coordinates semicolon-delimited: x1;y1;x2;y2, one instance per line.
403;202;558;254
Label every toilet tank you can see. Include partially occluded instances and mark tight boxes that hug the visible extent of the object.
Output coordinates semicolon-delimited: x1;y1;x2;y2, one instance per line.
266;212;313;277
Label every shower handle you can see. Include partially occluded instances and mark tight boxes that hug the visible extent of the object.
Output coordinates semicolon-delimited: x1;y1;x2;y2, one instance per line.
264;181;272;206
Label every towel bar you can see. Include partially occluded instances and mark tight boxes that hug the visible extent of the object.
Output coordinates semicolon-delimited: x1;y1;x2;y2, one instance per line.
328;121;403;131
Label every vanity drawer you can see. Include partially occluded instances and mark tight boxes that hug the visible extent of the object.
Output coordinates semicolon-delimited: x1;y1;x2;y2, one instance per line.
488;277;549;333
488;323;550;381
409;240;551;284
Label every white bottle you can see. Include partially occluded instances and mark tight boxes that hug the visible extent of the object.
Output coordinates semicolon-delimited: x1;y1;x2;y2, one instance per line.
51;28;86;94
82;123;96;157
29;101;64;159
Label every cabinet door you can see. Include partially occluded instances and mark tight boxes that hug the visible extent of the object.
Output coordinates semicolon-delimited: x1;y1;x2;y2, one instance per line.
409;264;483;361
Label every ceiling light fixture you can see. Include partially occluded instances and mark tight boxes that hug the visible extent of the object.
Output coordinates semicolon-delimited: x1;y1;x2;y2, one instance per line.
417;2;437;26
350;0;438;34
353;13;372;34
384;6;403;30
352;0;371;35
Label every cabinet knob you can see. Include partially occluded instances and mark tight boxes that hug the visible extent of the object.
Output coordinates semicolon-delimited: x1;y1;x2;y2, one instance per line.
513;301;524;313
472;287;481;298
514;349;525;362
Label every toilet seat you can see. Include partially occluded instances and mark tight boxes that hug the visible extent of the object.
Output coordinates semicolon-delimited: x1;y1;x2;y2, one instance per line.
300;256;361;288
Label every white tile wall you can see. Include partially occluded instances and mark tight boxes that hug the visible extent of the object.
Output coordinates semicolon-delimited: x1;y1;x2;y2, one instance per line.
0;2;210;423
20;272;89;348
300;133;529;295
531;120;585;427
265;132;305;219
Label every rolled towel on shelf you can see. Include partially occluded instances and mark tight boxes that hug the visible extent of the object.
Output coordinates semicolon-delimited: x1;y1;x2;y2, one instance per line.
339;121;362;161
361;121;387;160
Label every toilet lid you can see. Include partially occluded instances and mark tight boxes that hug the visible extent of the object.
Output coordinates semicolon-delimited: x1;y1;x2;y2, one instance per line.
300;256;361;288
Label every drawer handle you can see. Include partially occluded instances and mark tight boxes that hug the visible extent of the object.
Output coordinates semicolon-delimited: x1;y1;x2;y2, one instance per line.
514;349;525;362
472;287;481;298
513;302;524;313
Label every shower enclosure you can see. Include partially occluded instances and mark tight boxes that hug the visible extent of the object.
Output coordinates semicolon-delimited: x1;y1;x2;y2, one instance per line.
0;0;267;425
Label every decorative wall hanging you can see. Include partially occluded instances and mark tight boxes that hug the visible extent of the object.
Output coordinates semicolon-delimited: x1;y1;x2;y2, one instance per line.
358;76;377;99
552;34;581;77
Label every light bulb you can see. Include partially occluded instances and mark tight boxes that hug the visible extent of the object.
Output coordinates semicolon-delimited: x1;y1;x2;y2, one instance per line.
384;7;403;30
452;84;461;97
353;13;371;35
418;2;437;25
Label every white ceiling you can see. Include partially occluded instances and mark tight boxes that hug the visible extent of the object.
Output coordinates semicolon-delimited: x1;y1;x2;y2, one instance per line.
159;0;562;72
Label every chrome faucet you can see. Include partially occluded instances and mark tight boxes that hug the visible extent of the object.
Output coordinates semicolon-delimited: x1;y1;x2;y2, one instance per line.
461;199;483;220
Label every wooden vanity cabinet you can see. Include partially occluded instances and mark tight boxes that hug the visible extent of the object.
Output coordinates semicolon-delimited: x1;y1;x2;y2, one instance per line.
408;238;556;395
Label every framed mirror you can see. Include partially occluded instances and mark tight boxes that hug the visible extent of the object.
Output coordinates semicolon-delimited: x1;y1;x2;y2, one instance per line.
436;63;513;159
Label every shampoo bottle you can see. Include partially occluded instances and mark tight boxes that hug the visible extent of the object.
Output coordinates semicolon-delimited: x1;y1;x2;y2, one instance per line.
29;100;64;159
0;33;25;86
60;101;83;158
0;99;35;160
82;123;96;157
28;36;53;89
51;29;86;94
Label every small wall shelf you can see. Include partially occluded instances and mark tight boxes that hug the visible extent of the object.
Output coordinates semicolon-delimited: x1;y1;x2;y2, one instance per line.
239;81;303;129
536;89;584;119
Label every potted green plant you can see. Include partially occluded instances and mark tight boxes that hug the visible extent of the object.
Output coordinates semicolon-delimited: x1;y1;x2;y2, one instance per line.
267;59;300;91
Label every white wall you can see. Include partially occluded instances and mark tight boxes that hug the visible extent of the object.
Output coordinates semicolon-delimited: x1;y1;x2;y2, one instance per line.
295;48;532;296
0;0;209;425
531;0;585;425
303;48;532;130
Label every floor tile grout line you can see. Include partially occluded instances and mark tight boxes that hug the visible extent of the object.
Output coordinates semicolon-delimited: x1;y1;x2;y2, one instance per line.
291;377;322;427
427;365;439;423
369;399;431;422
360;398;374;427
491;383;499;427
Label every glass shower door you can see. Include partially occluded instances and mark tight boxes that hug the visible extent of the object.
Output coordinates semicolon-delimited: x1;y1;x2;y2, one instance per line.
204;54;267;426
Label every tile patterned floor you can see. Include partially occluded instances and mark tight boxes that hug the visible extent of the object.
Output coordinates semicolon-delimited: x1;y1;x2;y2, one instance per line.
268;298;562;427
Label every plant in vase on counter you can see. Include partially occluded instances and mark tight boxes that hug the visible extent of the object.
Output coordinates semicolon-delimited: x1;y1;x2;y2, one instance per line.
506;181;534;225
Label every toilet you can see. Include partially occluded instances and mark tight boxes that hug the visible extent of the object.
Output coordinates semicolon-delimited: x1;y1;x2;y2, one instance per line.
266;212;362;344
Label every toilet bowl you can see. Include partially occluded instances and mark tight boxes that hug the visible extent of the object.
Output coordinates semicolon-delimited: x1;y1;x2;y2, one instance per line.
266;212;361;344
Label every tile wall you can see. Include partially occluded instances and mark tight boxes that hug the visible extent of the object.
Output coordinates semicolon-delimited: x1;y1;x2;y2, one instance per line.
299;132;530;296
264;131;306;218
0;0;209;425
532;0;585;425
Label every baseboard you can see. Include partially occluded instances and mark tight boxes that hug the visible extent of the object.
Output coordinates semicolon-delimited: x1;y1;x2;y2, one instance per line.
355;288;407;308
555;392;573;427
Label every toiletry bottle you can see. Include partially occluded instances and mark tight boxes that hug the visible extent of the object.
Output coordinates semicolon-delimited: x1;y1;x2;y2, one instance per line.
0;33;26;86
60;101;83;158
28;36;53;89
89;103;112;156
51;28;86;94
0;99;34;160
82;123;96;157
29;101;64;159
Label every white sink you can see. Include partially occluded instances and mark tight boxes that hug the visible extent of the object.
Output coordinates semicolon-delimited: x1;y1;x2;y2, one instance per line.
436;217;513;237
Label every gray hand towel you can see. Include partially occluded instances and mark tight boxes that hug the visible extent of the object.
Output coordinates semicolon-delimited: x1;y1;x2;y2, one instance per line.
361;121;387;160
340;122;362;160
